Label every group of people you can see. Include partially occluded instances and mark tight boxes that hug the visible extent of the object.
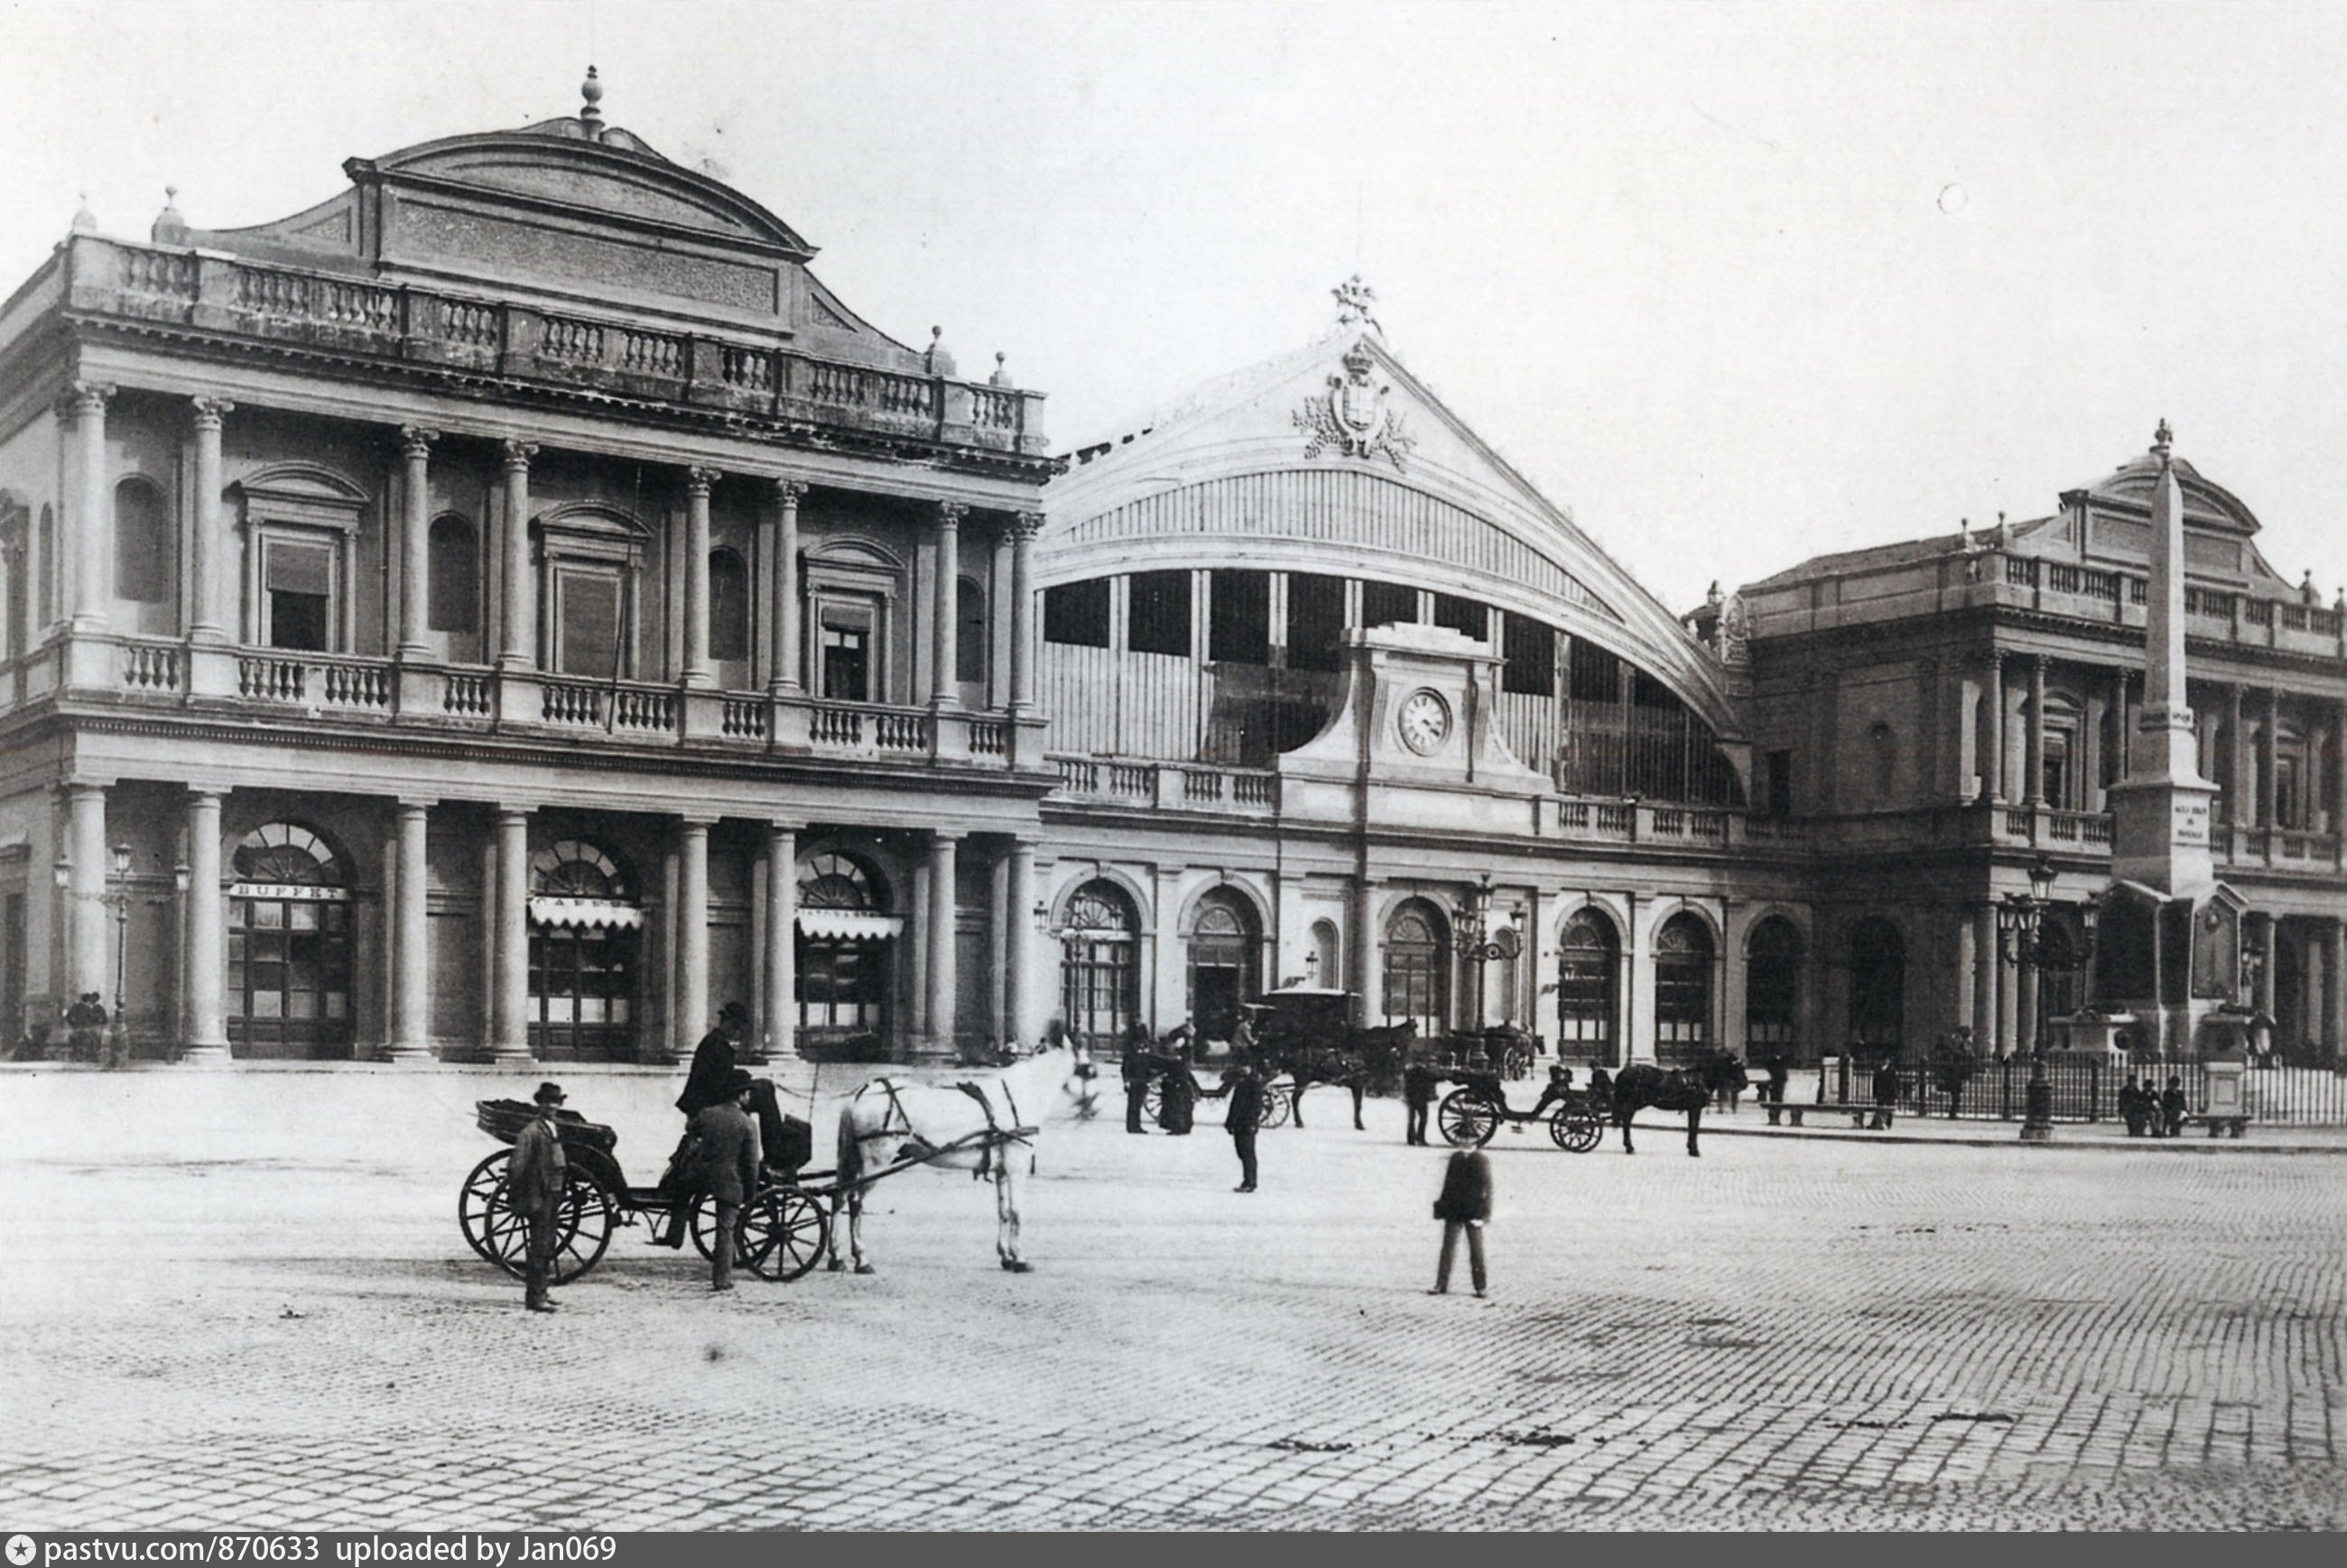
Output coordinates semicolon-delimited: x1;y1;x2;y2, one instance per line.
2120;1073;2190;1138
1116;1023;1264;1192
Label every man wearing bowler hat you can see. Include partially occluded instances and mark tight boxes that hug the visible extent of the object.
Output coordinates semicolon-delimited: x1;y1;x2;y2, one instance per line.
510;1081;570;1313
691;1070;764;1292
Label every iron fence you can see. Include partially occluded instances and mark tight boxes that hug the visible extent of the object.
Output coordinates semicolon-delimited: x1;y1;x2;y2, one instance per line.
1808;1054;2347;1126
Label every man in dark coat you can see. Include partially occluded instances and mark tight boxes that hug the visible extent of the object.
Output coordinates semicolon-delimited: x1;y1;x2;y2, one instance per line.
691;1071;764;1292
2120;1075;2149;1136
1225;1062;1264;1192
1529;1063;1576;1118
1869;1058;1901;1129
1430;1146;1492;1297
1764;1053;1791;1107
64;992;107;1063
2160;1075;2189;1138
1403;1062;1440;1146
677;1000;751;1118
509;1081;570;1313
1121;1031;1153;1134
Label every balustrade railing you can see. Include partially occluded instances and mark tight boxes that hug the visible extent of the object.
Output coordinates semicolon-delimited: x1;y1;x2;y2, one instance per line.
968;717;1007;756
720;697;765;739
441;671;493;717
120;640;180;692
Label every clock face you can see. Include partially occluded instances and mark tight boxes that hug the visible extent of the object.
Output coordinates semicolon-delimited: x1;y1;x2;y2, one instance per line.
1397;689;1451;756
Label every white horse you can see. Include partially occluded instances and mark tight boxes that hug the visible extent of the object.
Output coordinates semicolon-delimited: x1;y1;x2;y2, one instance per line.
826;1042;1071;1275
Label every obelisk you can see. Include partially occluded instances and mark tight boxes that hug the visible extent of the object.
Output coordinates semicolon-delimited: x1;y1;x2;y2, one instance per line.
2107;420;2221;895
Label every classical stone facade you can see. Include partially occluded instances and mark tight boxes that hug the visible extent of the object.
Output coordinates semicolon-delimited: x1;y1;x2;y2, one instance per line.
0;95;2340;1071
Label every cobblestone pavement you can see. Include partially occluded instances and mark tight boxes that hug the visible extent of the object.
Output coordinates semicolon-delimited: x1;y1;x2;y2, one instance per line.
1;1067;2342;1530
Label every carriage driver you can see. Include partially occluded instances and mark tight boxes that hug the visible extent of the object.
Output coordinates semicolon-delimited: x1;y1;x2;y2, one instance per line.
660;1001;752;1247
1529;1063;1576;1118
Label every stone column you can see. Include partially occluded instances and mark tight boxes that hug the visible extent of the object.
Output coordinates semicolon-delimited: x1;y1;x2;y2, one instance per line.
2024;654;2048;807
1006;838;1036;1046
2260;689;2281;831
1009;512;1042;710
2016;938;2038;1057
396;427;438;659
188;399;233;644
65;783;109;1005
1350;879;1381;1026
181;789;228;1061
768;480;805;694
763;823;797;1060
931;502;964;704
682;468;719;688
386;801;431;1062
63;383;114;631
2227;683;2248;830
2257;915;2279;1017
496;442;538;671
492;807;532;1063
925;832;960;1051
2329;920;2347;1060
1980;650;2007;803
1970;903;1997;1052
677;817;712;1045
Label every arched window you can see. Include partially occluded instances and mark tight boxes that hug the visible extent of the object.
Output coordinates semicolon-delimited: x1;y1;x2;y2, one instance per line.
709;548;749;663
1849;917;1906;1053
1867;721;1897;805
796;852;895;1040
957;573;988;687
526;840;640;1062
529;840;632;901
1556;908;1619;1063
1186;889;1260;1042
226;823;353;1060
1654;912;1715;1063
1307;918;1340;988
426;515;478;634
114;478;172;602
1383;898;1449;1035
1745;916;1804;1059
1059;881;1139;1044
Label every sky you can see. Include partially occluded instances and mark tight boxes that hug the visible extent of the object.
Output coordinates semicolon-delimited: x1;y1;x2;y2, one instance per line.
5;0;2347;615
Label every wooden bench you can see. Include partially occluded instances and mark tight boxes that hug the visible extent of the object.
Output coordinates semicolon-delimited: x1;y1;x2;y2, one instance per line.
1758;1100;1876;1128
2176;1114;2251;1139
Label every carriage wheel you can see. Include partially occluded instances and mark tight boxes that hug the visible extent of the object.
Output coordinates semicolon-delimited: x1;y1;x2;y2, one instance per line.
1551;1105;1602;1154
1143;1080;1164;1123
688;1195;721;1261
1256;1090;1291;1130
737;1188;830;1283
1437;1089;1498;1147
1502;1044;1534;1081
473;1164;613;1285
458;1150;512;1264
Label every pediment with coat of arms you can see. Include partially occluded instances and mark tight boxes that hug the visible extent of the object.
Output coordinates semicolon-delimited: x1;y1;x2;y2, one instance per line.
1294;339;1417;472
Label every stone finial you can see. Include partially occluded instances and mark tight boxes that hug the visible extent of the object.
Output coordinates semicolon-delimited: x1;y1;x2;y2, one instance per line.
1332;273;1381;332
923;325;957;377
1958;516;1972;547
990;351;1010;387
2152;418;2174;458
151;186;186;244
2301;570;2321;605
580;65;604;127
70;191;96;232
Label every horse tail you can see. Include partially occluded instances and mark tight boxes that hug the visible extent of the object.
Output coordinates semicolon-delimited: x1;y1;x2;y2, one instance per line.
834;1093;864;1191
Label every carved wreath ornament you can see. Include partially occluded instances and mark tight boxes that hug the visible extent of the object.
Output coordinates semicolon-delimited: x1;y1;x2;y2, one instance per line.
1294;343;1416;472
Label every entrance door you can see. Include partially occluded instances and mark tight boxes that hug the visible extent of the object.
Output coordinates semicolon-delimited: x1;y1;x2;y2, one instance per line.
1192;967;1240;1043
227;893;355;1059
528;924;639;1061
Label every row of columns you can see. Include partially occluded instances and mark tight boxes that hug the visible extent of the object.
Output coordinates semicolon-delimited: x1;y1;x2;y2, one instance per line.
53;391;1045;705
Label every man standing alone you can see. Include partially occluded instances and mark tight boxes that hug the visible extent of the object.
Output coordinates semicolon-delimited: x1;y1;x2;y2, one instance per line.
1225;1061;1263;1192
692;1070;764;1292
1121;1030;1153;1134
1429;1145;1492;1298
511;1081;569;1313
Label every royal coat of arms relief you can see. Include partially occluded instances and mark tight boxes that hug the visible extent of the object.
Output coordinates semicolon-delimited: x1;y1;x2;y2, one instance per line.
1295;339;1417;471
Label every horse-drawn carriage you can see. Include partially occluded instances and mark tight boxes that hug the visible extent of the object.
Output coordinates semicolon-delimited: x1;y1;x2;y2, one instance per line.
1435;1070;1605;1152
459;1097;833;1286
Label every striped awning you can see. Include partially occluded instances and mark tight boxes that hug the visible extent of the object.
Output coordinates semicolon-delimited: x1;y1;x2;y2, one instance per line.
529;896;646;931
796;910;904;942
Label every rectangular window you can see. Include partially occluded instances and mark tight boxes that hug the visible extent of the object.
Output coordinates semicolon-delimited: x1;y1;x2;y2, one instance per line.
1502;615;1554;696
555;568;623;678
1766;750;1793;819
264;538;333;652
1127;570;1191;656
1432;594;1488;642
1361;580;1416;629
1044;579;1109;647
1568;638;1619;703
1285;571;1345;673
1208;569;1269;665
821;624;869;701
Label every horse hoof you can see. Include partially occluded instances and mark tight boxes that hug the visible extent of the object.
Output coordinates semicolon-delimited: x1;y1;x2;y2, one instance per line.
827;1258;845;1272
1000;1259;1033;1274
853;1264;876;1276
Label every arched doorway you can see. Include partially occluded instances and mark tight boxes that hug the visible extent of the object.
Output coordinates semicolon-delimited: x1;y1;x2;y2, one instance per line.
1186;888;1260;1043
1059;880;1139;1046
1745;916;1804;1062
1849;917;1906;1054
1383;898;1450;1035
1654;911;1715;1064
227;822;355;1060
527;840;642;1062
796;852;897;1052
1555;907;1620;1065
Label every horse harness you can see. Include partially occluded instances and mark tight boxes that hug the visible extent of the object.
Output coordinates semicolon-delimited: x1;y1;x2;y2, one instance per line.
852;1076;1039;1183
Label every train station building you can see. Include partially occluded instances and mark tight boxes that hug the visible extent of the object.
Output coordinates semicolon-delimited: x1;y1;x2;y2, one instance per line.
1;81;2342;1067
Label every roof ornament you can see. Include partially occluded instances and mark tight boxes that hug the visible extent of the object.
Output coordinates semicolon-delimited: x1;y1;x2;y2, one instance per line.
70;191;96;232
989;351;1011;388
580;65;605;131
2152;418;2173;459
1332;273;1382;334
152;186;187;244
923;326;957;377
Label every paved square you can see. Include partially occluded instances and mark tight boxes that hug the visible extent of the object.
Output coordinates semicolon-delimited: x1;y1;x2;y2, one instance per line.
1;1068;2341;1530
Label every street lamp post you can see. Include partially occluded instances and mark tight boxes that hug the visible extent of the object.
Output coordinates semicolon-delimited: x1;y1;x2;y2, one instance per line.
1451;876;1525;1035
1996;852;2098;1143
57;845;191;1068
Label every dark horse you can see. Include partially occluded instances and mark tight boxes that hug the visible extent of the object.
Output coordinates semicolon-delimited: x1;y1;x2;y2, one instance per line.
1610;1057;1745;1156
1271;1022;1414;1129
